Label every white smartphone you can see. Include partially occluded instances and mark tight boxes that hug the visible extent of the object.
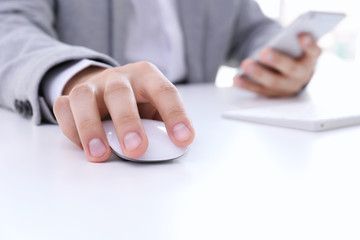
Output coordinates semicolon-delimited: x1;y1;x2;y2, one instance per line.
236;11;346;78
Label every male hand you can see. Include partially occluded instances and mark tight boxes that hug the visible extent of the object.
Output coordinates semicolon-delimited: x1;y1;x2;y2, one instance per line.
53;62;195;162
234;34;322;97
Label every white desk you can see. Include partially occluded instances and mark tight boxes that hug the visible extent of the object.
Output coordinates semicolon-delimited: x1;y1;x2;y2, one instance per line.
1;58;360;240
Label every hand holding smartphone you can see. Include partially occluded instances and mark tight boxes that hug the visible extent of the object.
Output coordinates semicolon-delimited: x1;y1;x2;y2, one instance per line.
236;11;346;78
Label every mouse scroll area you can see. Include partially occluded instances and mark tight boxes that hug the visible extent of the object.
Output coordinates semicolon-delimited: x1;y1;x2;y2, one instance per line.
102;119;188;162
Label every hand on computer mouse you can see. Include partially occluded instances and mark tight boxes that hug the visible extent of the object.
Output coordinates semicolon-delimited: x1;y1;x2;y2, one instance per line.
103;119;188;162
234;34;322;97
53;61;195;163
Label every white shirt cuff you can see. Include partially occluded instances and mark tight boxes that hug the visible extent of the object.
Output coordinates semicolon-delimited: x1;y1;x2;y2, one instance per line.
42;59;111;107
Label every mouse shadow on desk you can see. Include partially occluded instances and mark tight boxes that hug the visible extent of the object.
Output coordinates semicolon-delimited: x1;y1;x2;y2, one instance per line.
106;153;182;166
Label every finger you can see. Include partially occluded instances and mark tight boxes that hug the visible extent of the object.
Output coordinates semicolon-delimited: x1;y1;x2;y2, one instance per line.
129;62;195;147
258;48;300;77
145;81;195;147
296;34;322;85
103;76;148;159
233;76;268;96
234;76;287;98
69;83;112;162
299;34;322;68
241;59;299;94
53;96;82;148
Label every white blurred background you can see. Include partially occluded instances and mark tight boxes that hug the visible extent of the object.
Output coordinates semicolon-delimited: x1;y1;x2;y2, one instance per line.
216;0;359;87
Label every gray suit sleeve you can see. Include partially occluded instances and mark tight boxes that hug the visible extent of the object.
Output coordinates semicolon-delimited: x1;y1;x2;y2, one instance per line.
227;0;282;67
0;0;118;125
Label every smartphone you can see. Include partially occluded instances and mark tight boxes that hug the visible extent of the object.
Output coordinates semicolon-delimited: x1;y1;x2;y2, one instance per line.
236;11;346;78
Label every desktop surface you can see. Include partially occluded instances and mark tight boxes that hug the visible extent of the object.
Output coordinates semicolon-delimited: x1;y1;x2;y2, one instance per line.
1;58;360;240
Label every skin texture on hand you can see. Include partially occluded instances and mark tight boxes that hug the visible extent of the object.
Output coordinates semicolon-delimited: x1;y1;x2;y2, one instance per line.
53;62;195;163
234;34;322;97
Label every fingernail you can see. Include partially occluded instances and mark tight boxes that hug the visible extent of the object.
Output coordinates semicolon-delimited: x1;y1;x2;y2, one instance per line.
89;138;107;157
124;132;142;151
173;123;191;142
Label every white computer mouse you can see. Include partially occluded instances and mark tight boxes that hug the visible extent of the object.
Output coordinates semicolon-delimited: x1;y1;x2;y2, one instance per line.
102;119;188;162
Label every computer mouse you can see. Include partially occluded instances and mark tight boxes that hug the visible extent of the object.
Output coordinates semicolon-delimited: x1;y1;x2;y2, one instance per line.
102;119;188;162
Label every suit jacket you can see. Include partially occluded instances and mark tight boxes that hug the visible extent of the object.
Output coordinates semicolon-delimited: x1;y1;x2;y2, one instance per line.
0;0;280;124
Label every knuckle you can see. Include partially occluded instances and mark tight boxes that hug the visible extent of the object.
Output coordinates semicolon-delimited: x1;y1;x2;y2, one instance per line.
137;61;158;71
77;118;99;132
104;78;132;97
113;114;140;127
162;107;187;122
69;83;95;99
154;81;178;97
168;107;187;119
